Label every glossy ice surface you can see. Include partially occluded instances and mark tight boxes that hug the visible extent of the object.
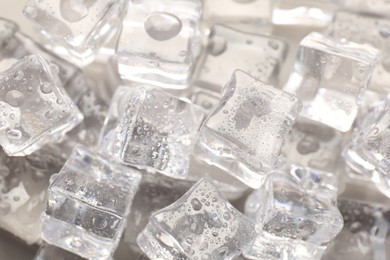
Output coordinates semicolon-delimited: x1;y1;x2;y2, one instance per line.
196;70;301;189
137;179;256;260
116;0;202;88
284;32;378;132
99;86;204;179
0;55;82;156
41;146;141;259
244;165;343;259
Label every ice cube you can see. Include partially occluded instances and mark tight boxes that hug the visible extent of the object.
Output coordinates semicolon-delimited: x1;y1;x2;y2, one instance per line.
196;70;301;189
99;86;204;179
23;0;128;65
244;164;343;259
281;118;344;174
273;0;337;27
203;0;272;33
322;199;389;260
41;145;142;259
325;11;390;96
284;32;379;132
115;0;202;88
194;25;287;93
137;178;257;260
0;55;83;156
125;173;194;247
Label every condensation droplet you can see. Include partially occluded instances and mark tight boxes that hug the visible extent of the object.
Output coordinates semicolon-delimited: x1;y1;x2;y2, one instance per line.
144;12;182;41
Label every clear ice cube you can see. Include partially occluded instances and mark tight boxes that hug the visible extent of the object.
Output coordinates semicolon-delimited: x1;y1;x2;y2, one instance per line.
343;99;390;198
244;164;343;259
203;0;272;33
322;199;389;260
196;70;301;189
99;86;204;179
0;55;83;156
325;11;390;96
194;25;287;93
137;178;257;260
23;0;128;65
284;32;379;132
41;145;142;260
281;118;344;174
273;0;337;27
115;0;202;88
339;0;390;18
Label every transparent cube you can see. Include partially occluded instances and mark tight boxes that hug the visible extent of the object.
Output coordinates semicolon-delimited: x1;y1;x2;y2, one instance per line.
325;11;390;95
41;146;142;260
244;165;343;260
0;55;83;156
284;32;378;132
125;173;194;247
99;86;204;179
115;0;202;88
339;0;390;18
196;70;301;189
322;199;389;260
281;118;344;174
23;0;128;65
137;178;257;260
343;100;390;198
273;0;337;27
194;25;287;93
203;0;272;33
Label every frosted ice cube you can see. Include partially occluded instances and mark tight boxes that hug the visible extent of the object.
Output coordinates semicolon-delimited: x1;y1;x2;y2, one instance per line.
115;0;202;88
325;11;390;96
244;164;343;260
343;99;390;198
281;118;344;174
339;0;390;18
41;145;142;260
99;86;204;179
194;25;287;93
196;70;301;189
0;55;83;156
203;0;272;33
125;173;194;247
137;178;257;260
284;32;379;132
273;0;337;27
23;0;128;65
322;199;389;260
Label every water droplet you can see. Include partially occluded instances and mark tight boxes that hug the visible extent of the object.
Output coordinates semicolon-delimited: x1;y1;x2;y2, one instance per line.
40;82;53;94
7;129;22;140
144;12;182;41
92;216;108;229
14;70;24;80
191;198;202;211
5;90;25;107
268;40;279;50
209;35;227;56
60;0;90;23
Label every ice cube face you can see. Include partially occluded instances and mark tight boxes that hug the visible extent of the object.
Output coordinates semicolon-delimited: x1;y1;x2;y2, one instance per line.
99;86;204;179
284;32;378;133
196;70;301;189
273;0;337;27
339;0;390;18
116;0;202;88
0;55;83;156
244;165;343;260
23;0;128;64
137;179;257;260
202;0;272;33
41;146;142;260
125;173;194;246
194;25;287;92
325;11;390;95
343;100;390;197
322;199;389;260
282;119;344;174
